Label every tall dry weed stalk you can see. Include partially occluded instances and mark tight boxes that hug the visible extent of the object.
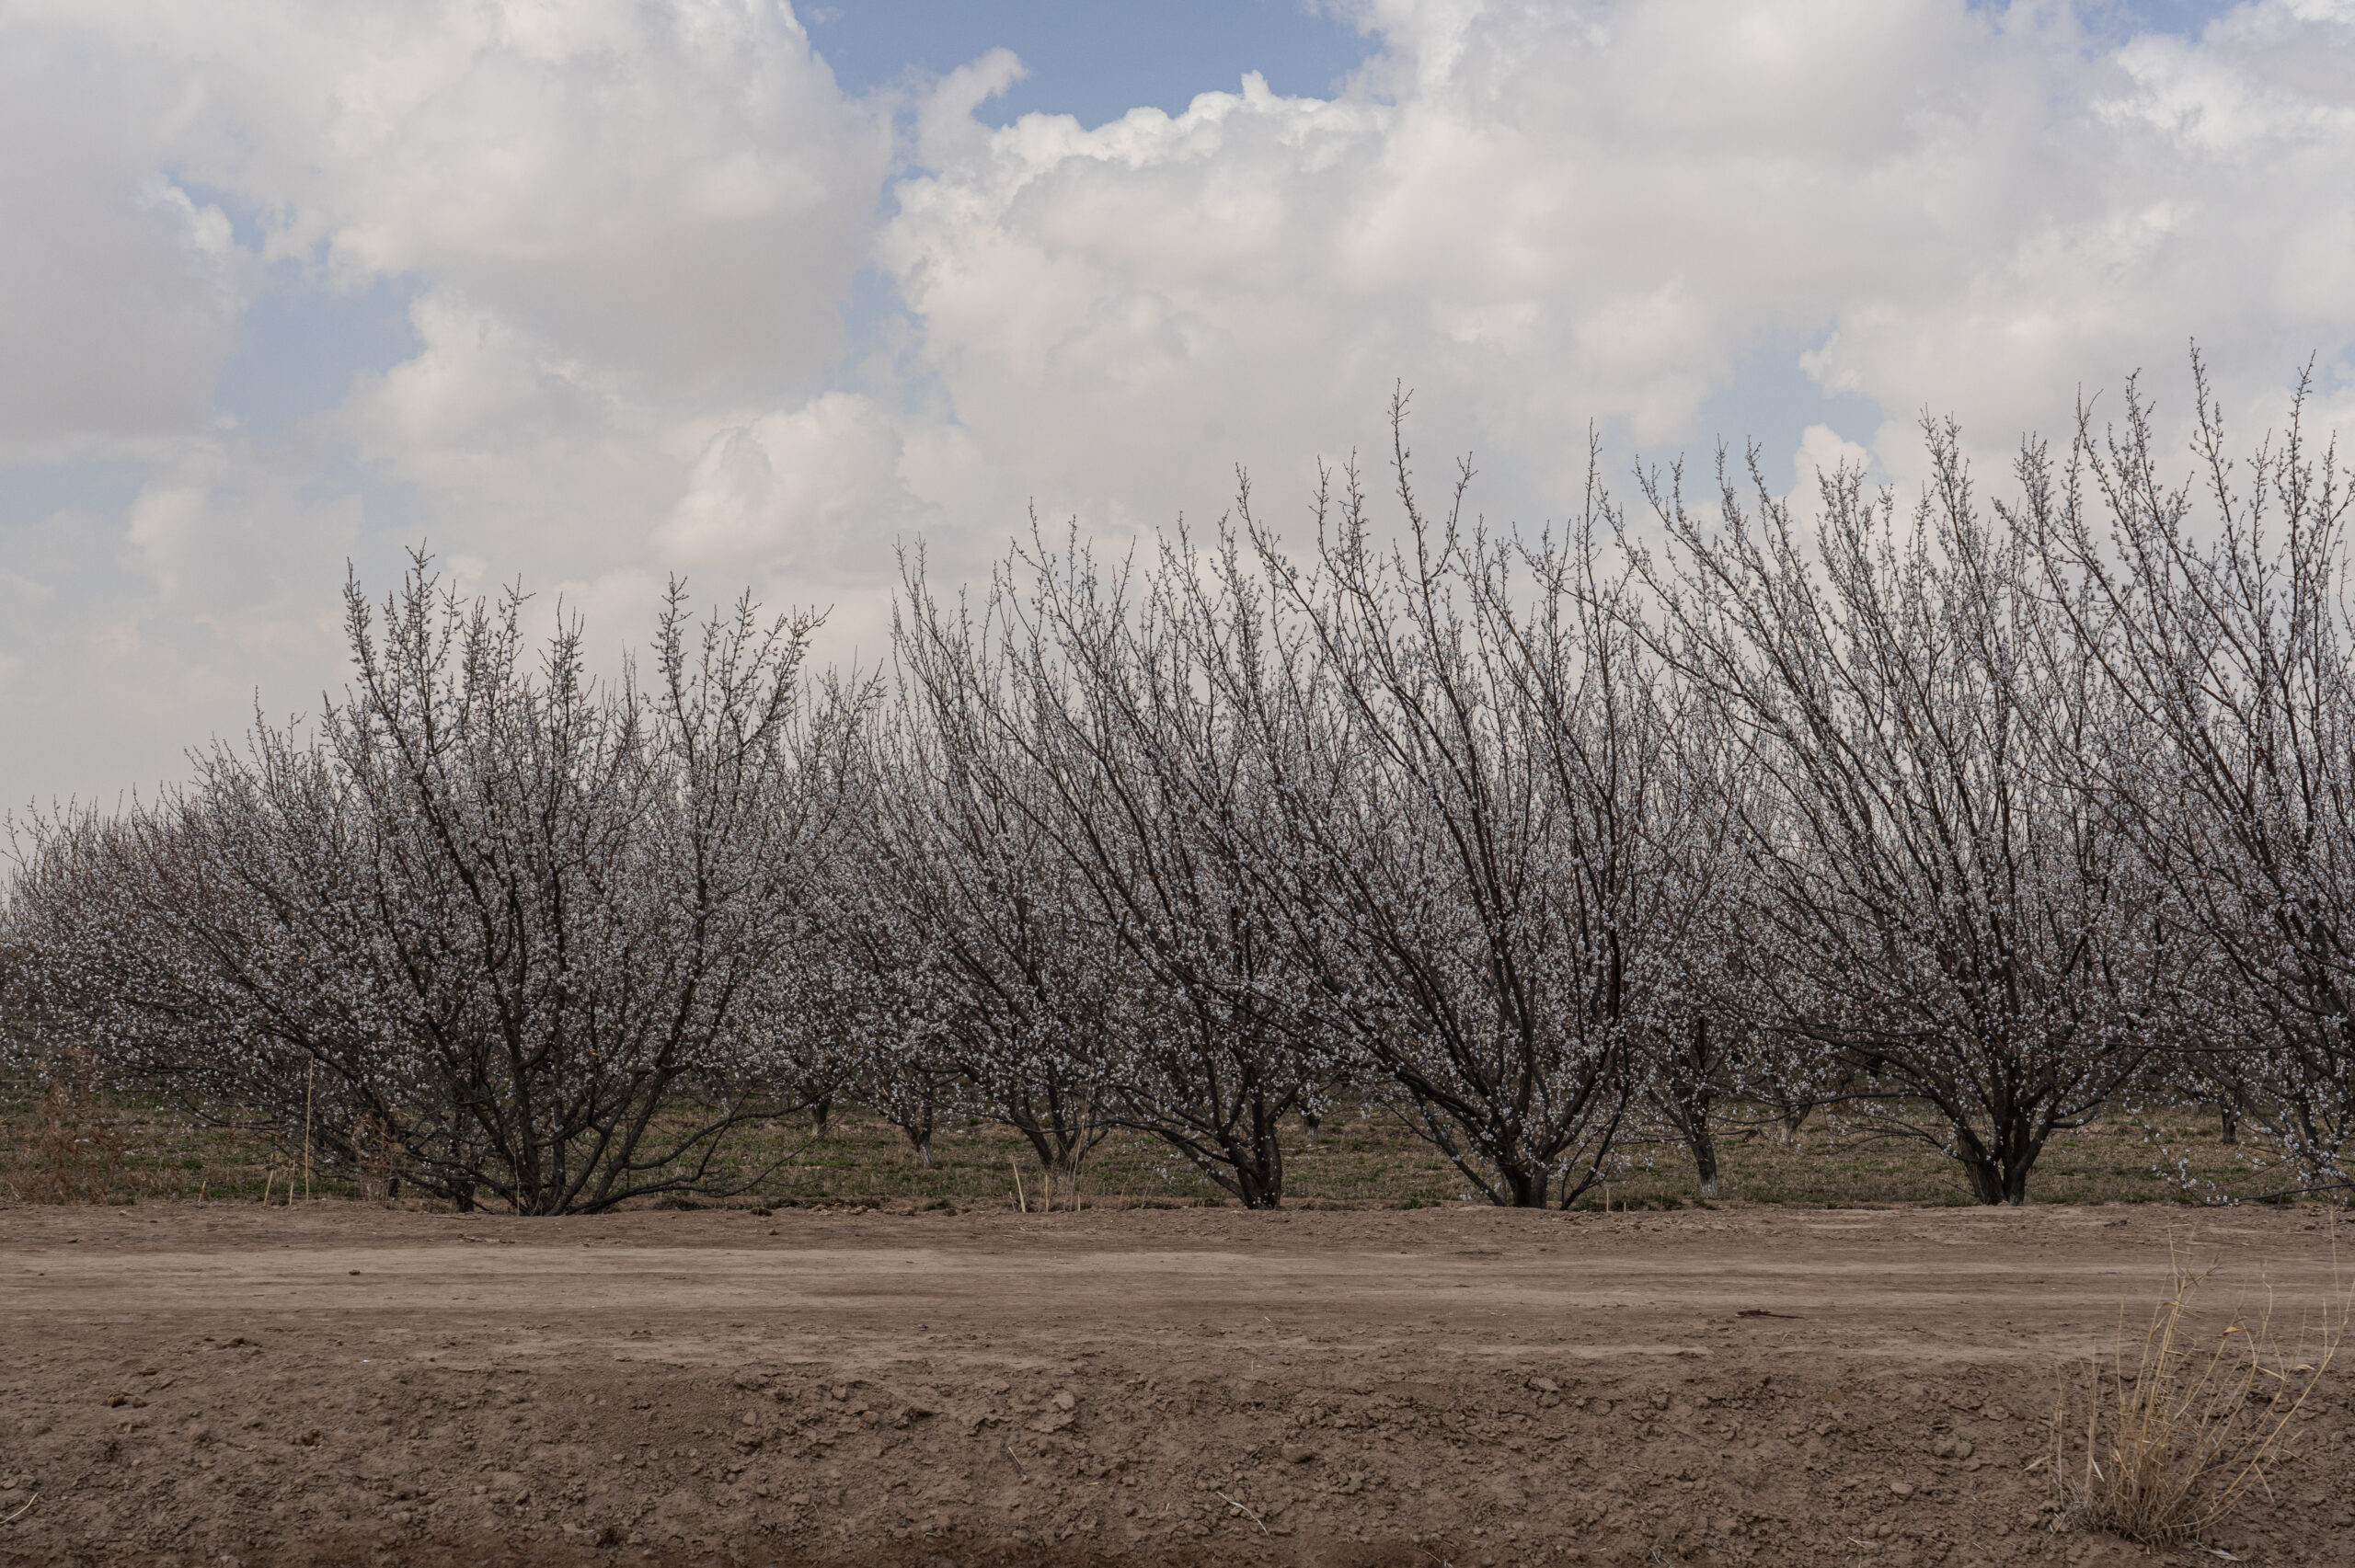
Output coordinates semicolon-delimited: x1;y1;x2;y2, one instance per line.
2048;1232;2345;1545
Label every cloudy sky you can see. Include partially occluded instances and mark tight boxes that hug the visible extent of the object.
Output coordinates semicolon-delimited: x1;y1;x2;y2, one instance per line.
5;0;2352;809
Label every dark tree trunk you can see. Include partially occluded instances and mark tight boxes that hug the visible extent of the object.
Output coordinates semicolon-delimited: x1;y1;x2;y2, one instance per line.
893;1090;938;1168
1690;1121;1720;1199
1224;1092;1289;1208
1660;1016;1721;1197
1955;1116;2041;1206
1502;1163;1549;1207
1126;1060;1295;1209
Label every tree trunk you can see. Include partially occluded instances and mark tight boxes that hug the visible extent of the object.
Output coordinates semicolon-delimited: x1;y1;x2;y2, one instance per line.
1778;1103;1813;1144
1956;1116;2039;1205
1959;1153;2007;1206
1690;1124;1720;1199
1231;1161;1283;1209
897;1108;936;1167
1675;1017;1719;1197
1229;1114;1286;1209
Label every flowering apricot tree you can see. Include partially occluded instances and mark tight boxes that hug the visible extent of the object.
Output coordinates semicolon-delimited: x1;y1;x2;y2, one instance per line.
8;556;857;1213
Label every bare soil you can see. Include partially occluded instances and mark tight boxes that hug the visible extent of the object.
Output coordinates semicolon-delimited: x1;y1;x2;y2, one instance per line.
1;1200;2349;1568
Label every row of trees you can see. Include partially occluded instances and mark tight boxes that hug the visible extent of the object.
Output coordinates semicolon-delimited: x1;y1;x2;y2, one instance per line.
5;363;2351;1213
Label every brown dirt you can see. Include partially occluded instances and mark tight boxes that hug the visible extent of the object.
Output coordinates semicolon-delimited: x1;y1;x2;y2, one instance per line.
1;1200;2349;1568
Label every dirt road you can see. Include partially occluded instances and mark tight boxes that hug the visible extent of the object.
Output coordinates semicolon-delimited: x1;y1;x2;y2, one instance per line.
1;1200;2347;1566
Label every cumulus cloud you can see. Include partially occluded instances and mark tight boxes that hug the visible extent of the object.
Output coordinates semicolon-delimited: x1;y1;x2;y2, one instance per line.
657;392;932;578
1788;424;1875;514
8;0;2355;809
0;429;367;813
0;21;251;458
46;0;890;395
2;0;895;804
880;0;2355;530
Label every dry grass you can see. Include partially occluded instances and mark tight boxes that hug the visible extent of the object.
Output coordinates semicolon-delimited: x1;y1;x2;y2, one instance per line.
0;1070;2318;1211
12;1075;127;1204
2046;1230;2346;1546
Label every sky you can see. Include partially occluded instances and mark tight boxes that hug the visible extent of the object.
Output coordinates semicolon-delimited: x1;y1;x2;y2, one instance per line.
5;0;2351;811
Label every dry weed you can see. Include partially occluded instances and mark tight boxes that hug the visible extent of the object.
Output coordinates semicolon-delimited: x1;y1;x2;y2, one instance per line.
2047;1230;2345;1546
353;1109;406;1203
20;1076;129;1204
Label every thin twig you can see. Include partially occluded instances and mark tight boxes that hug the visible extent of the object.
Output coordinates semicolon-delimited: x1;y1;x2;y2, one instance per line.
1213;1491;1268;1534
1;1494;38;1527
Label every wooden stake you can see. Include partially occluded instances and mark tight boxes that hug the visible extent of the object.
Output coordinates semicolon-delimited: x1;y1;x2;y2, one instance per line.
303;1060;316;1203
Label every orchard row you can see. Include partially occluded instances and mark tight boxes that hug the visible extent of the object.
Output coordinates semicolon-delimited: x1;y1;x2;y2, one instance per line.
6;364;2350;1214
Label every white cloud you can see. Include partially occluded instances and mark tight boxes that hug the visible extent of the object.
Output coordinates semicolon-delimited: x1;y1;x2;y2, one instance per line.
1792;423;1872;495
656;392;930;579
0;434;363;809
881;0;2355;524
121;446;361;637
8;0;2355;809
0;25;252;458
1;0;897;803
335;286;681;564
41;0;893;397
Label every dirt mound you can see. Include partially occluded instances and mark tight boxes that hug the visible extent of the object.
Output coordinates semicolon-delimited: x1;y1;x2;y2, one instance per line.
2;1201;2348;1566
